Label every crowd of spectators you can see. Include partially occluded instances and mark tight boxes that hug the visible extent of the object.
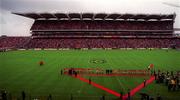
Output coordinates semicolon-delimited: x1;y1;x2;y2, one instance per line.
0;17;176;49
26;38;179;49
32;32;173;37
0;89;52;100
31;20;173;30
0;36;179;49
0;37;30;49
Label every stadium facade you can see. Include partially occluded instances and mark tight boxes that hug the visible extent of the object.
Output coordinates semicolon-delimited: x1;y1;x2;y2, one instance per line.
0;13;180;49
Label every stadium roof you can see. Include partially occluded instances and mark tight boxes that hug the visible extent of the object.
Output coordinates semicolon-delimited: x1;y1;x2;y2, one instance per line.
12;12;176;20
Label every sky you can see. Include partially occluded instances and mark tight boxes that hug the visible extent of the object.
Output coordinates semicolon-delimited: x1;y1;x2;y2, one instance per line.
0;0;180;36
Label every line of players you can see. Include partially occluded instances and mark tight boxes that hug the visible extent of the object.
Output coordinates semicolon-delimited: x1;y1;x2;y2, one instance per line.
63;68;151;76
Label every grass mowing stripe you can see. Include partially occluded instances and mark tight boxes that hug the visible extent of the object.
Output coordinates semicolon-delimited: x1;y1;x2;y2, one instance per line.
107;50;131;93
103;51;125;93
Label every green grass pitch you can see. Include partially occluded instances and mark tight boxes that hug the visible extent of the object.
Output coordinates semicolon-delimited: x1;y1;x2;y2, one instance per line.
0;49;180;100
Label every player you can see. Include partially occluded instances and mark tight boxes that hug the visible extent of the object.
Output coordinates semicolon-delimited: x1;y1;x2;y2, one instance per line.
144;79;146;87
39;61;44;66
89;78;91;84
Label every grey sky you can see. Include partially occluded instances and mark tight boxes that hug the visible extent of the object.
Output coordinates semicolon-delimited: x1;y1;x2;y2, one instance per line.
0;0;180;36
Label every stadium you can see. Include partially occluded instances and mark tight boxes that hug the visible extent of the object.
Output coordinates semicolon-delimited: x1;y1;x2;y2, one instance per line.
0;1;180;100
